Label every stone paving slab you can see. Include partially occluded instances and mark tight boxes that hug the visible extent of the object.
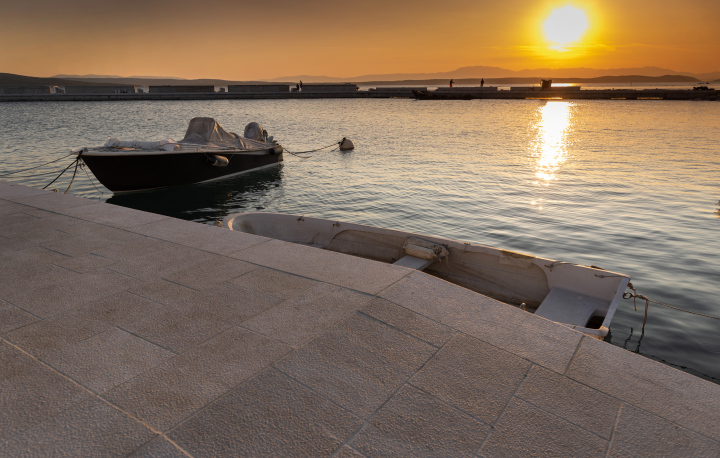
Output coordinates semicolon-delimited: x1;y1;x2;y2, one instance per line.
5;310;112;359
566;335;720;442
70;291;167;328
275;312;437;418
608;404;720;456
0;341;91;443
129;437;187;457
2;181;720;456
0;183;50;199
410;333;531;425
349;384;489;457
167;368;364;456
359;297;455;348
59;202;168;228
162;256;256;291
106;244;217;281
129;217;270;255
12;190;98;212
0;398;155;457
229;266;320;300
43;327;175;394
241;282;374;348
0;245;70;277
380;271;583;373
230;238;411;294
104;327;292;431
0;204;46;227
515;365;621;440
0;299;39;334
478;397;609;457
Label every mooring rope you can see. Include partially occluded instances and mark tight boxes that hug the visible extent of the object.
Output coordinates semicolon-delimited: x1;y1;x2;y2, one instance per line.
42;159;79;190
63;159;80;194
282;140;343;158
80;160;105;196
623;282;720;333
0;153;75;177
286;141;341;155
3;167;76;178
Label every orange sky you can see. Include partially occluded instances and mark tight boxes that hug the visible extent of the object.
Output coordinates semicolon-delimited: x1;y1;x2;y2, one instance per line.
2;0;718;79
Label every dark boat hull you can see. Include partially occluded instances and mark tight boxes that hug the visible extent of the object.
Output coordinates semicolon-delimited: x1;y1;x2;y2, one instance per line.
81;150;282;192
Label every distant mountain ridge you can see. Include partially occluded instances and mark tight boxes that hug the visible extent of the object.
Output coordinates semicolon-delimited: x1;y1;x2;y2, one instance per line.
0;73;128;87
2;66;719;88
53;74;189;80
267;66;720;83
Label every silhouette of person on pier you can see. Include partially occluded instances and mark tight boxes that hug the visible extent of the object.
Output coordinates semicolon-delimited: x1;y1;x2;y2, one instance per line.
300;81;303;91
481;78;484;87
450;79;454;87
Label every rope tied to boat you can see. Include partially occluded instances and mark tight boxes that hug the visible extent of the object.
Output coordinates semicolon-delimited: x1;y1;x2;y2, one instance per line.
43;157;81;190
0;153;75;178
623;282;720;333
283;139;349;158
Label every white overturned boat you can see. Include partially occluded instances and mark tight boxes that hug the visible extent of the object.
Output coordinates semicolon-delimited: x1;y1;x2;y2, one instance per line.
223;212;630;338
77;118;283;192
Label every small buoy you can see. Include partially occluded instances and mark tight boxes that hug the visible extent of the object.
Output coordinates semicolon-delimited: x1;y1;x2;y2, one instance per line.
52;189;59;193
339;137;354;151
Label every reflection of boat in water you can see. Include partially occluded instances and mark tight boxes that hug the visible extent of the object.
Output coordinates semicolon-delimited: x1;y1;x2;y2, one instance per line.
222;212;630;339
77;118;283;192
107;164;283;223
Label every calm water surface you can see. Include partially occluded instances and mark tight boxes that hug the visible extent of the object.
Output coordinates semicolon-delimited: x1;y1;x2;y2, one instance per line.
1;98;719;382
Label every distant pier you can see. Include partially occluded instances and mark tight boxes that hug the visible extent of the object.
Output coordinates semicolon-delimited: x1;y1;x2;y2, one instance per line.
0;84;718;102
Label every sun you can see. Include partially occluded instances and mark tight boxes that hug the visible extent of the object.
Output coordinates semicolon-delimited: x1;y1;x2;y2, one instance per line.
543;5;589;46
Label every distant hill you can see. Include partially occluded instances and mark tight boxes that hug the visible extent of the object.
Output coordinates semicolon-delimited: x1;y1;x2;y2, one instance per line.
43;76;272;87
0;73;272;88
360;75;700;86
1;68;714;88
53;74;188;80
268;66;720;83
0;73;128;87
694;73;720;82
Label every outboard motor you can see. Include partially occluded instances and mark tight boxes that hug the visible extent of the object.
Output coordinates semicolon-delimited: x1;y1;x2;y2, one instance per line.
244;122;269;142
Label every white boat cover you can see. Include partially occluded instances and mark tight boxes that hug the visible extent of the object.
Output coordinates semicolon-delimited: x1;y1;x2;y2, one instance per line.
179;117;273;150
104;139;178;151
102;118;275;151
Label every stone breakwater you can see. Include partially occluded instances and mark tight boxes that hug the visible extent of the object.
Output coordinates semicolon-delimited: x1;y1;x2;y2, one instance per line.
1;87;718;102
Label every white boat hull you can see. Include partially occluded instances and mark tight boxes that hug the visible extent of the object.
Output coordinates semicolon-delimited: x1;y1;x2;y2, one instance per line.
223;212;630;338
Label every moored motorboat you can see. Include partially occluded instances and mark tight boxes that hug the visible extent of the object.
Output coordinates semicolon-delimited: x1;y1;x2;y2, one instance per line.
76;117;283;192
222;212;630;339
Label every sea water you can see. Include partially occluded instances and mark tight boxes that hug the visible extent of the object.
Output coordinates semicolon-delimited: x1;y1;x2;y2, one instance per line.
1;97;719;382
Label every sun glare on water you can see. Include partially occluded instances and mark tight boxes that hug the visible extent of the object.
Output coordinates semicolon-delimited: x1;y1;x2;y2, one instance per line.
543;5;588;47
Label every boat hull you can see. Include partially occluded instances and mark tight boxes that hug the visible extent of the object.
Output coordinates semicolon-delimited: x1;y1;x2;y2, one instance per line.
223;212;630;338
81;150;282;192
